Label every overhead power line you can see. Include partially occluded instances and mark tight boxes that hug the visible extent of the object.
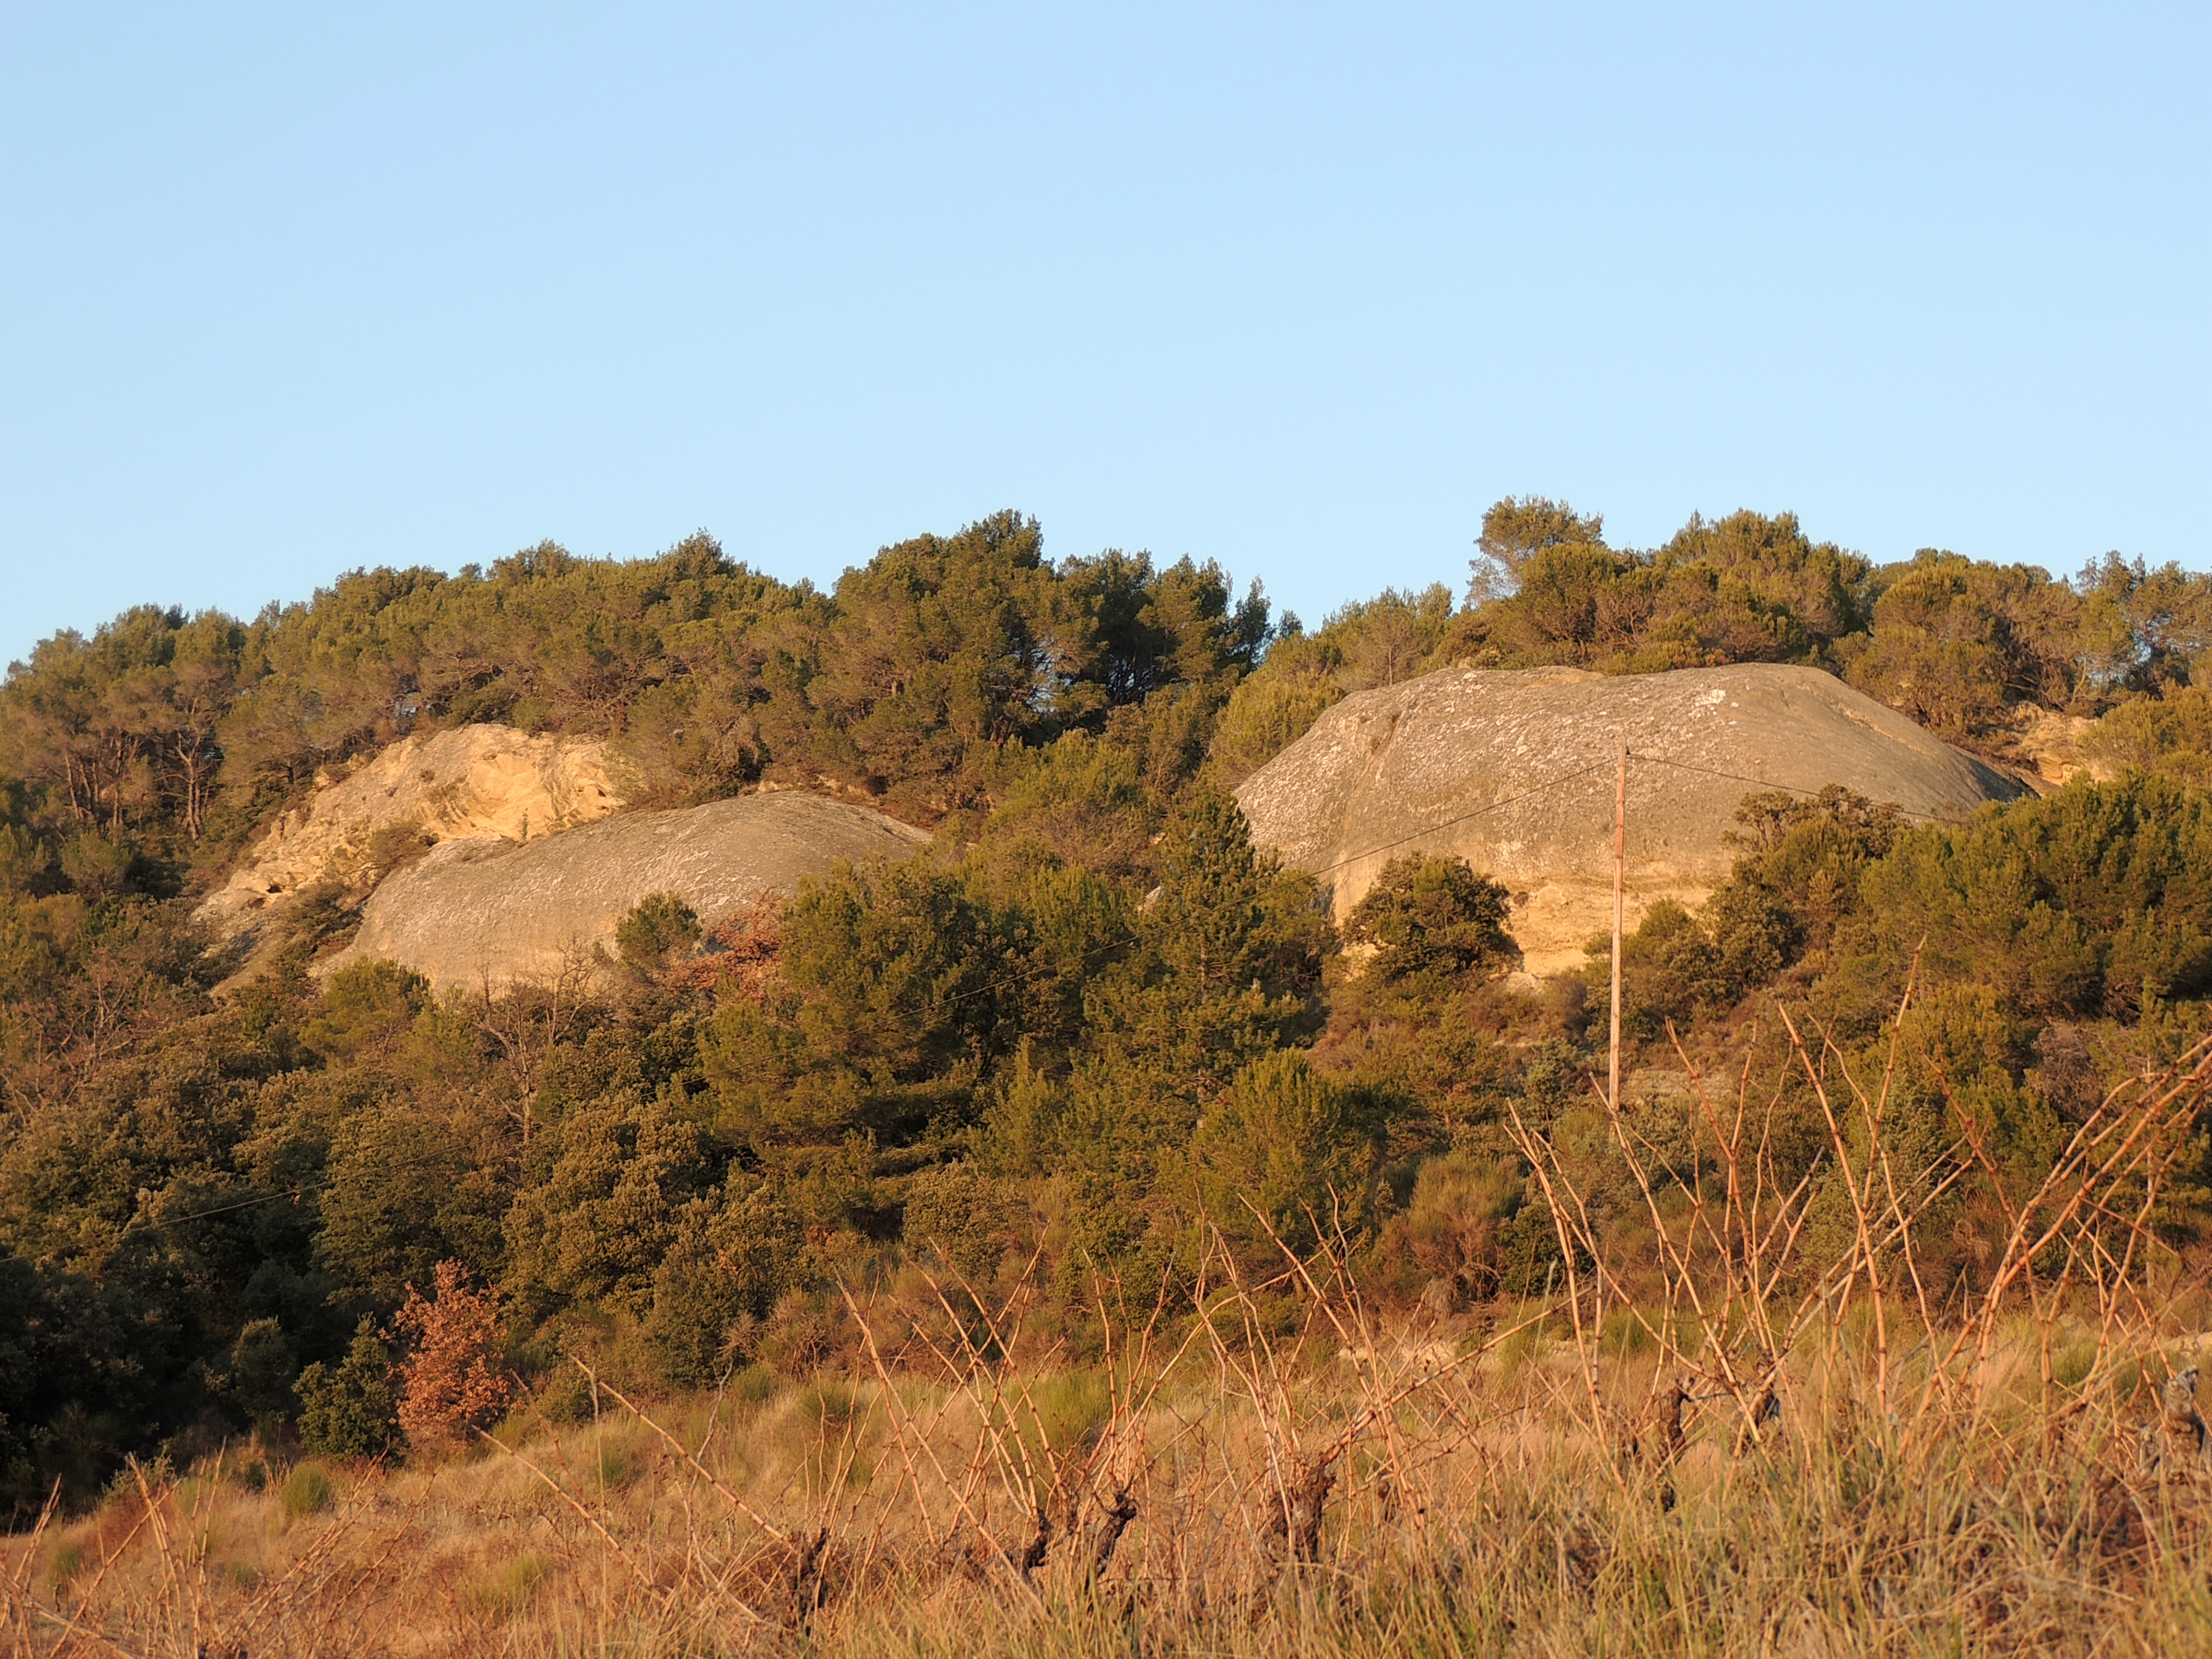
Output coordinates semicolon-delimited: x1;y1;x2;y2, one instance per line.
1304;747;1972;886
117;1185;321;1238
1629;753;1972;825
635;747;1967;1048
122;749;1977;1134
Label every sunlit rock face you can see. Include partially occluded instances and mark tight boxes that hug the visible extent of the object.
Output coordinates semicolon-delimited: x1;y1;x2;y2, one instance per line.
197;723;632;965
1236;663;2023;975
325;789;929;993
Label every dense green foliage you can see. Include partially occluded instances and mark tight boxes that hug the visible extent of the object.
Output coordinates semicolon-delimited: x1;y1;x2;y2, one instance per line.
3;502;2211;1516
1213;500;2212;776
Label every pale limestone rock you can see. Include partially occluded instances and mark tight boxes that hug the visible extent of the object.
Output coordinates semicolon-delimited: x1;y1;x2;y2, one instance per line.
1234;664;2023;975
2004;706;2109;789
197;724;629;953
325;790;929;994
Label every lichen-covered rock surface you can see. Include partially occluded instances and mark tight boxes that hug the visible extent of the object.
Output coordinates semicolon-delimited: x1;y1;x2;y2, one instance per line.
1235;663;2025;974
325;789;928;992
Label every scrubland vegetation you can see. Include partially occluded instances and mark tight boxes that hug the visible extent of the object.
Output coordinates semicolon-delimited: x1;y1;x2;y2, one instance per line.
3;501;2212;1653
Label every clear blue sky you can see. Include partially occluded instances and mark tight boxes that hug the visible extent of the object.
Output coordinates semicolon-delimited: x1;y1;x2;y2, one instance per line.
3;3;2205;669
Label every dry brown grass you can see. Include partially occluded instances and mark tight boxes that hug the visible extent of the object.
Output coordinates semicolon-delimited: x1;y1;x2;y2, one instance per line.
7;1005;2212;1657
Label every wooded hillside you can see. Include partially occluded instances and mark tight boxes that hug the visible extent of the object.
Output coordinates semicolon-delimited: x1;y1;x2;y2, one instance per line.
3;501;2209;1513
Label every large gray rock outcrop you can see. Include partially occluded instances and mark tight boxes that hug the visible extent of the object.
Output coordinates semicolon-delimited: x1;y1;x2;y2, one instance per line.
1235;664;2024;974
325;790;928;992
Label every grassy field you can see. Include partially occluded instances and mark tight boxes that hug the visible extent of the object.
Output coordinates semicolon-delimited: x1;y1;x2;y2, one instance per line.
5;1311;2210;1658
7;1030;2212;1657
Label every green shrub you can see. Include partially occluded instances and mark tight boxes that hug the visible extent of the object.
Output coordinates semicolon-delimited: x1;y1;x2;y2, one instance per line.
280;1463;332;1518
1836;772;2212;1022
641;1181;807;1387
1024;1368;1111;1455
1382;1151;1524;1302
467;1551;546;1617
1453;507;1863;674
796;1378;858;1431
302;958;429;1061
316;1106;509;1308
591;1439;638;1490
2053;1339;2098;1390
729;1364;778;1405
47;1543;84;1592
1839;552;2066;740
2086;683;2212;785
1210;647;1346;782
503;1091;716;1320
533;1356;601;1426
1344;854;1517;985
223;1317;298;1432
901;1163;1020;1280
1600;1307;1655;1357
1584;784;1911;1036
616;890;702;970
1585;897;1729;1041
1190;1052;1383;1258
295;1319;397;1460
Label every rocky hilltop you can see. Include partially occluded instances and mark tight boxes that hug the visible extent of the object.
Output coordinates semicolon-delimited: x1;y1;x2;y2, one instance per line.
1235;663;2025;974
325;790;928;992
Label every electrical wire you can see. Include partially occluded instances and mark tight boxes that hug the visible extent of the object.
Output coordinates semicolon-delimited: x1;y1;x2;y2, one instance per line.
619;744;1956;1063
853;752;1632;1012
1626;752;1973;825
117;1184;321;1238
680;753;1642;1103
700;752;1644;1041
114;747;1972;1195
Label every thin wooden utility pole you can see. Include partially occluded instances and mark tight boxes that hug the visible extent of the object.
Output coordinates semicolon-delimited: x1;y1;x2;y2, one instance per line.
1609;745;1627;1113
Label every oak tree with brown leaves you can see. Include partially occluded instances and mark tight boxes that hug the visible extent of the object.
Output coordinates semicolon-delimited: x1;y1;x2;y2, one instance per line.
393;1261;513;1451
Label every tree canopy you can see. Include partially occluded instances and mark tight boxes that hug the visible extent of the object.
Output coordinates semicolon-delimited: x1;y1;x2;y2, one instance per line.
4;501;2211;1515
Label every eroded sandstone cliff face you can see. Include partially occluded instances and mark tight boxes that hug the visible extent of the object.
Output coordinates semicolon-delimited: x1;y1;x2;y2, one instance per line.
324;790;929;993
197;724;630;955
1235;663;2024;974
